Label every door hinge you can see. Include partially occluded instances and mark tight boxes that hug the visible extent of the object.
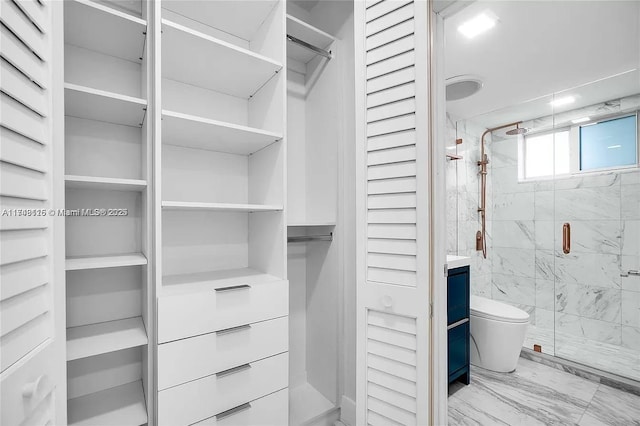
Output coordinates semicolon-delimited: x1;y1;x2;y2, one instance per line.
429;302;433;318
444;264;448;277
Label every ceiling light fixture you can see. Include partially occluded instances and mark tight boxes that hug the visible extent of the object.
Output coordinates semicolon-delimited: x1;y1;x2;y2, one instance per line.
571;117;590;124
550;96;575;107
607;145;622;149
458;12;497;39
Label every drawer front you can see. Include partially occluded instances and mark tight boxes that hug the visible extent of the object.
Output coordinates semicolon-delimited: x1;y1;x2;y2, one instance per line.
193;388;288;426
1;342;56;426
448;322;469;377
447;267;469;325
158;280;289;343
158;352;289;426
158;316;288;390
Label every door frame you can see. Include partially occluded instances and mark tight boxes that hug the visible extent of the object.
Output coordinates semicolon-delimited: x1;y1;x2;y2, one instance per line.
430;1;477;424
429;4;448;425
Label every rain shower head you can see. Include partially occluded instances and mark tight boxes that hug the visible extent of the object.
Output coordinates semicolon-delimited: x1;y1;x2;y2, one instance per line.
505;123;529;135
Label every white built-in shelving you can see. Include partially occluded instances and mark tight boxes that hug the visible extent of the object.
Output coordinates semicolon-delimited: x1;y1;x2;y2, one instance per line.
65;253;148;271
162;110;282;155
288;222;336;227
161;19;282;98
66;316;148;361
162;201;283;212
64;83;147;127
155;1;288;423
63;0;152;423
161;0;278;41
64;0;146;63
65;175;147;191
67;380;147;426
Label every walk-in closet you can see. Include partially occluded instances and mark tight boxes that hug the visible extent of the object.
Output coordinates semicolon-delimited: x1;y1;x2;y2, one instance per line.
286;1;353;425
1;0;439;425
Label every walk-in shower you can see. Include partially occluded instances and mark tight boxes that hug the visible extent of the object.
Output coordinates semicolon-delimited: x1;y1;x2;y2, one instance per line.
476;121;529;258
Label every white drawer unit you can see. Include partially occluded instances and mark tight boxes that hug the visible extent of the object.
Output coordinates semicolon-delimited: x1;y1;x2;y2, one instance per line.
158;316;288;390
193;388;289;426
158;352;289;426
157;280;289;343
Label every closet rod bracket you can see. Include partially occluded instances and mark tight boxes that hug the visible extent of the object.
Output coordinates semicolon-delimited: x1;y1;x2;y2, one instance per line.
286;34;332;59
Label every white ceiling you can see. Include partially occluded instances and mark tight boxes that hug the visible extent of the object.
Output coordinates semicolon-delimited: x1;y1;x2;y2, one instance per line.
445;1;640;124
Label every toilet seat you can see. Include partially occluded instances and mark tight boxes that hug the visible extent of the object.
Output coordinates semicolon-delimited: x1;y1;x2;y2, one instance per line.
470;295;529;323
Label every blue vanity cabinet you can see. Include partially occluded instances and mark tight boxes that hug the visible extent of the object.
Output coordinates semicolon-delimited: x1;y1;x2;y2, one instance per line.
447;266;470;385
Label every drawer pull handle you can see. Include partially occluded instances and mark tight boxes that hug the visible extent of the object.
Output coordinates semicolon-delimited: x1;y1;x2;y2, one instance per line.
216;363;251;378
447;318;469;330
217;324;251;336
22;375;48;399
215;284;251;292
216;402;252;421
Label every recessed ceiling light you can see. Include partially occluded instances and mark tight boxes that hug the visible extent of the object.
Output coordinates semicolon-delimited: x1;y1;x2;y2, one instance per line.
458;12;497;39
550;96;575;107
571;117;590;124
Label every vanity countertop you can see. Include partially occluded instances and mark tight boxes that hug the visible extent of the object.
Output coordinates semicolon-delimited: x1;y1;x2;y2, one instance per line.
447;255;471;269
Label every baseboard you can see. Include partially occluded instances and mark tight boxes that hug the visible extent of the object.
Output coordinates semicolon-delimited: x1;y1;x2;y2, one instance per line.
304;407;340;426
339;395;356;426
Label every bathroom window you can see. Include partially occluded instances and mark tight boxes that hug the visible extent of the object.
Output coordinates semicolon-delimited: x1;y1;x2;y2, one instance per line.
580;115;637;171
521;113;638;180
522;130;570;179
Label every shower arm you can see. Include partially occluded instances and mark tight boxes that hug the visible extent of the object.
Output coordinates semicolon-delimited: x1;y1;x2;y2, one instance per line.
477;121;523;259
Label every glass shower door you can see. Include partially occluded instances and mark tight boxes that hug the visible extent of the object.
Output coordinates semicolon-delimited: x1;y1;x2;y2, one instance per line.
550;83;640;381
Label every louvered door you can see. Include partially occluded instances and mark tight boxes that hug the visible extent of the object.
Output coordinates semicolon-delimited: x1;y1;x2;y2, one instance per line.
1;0;64;424
355;1;432;425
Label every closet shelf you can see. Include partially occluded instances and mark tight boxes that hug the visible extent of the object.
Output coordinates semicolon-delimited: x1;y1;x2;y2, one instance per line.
161;0;278;41
64;83;147;127
67;380;147;426
162;110;283;155
288;222;336;227
67;317;147;361
65;253;148;271
66;316;147;361
65;175;147;191
64;0;147;63
162;201;283;212
162;19;283;99
162;267;281;296
286;14;335;64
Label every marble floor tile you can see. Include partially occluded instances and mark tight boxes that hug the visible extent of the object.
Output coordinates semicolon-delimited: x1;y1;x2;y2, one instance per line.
579;385;640;425
448;358;599;426
448;358;640;426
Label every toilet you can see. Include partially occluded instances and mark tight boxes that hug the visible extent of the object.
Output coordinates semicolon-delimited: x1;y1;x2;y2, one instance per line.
470;295;530;373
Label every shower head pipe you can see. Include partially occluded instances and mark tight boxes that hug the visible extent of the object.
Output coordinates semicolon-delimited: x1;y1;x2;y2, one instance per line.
477;121;524;258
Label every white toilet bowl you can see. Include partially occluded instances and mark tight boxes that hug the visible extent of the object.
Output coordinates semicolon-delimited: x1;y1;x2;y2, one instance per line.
469;295;529;373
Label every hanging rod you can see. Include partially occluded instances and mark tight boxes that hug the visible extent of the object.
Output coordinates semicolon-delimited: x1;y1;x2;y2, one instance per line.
287;233;333;243
286;34;332;59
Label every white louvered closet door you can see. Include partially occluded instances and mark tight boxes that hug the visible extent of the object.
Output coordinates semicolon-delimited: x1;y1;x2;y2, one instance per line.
355;1;432;425
1;0;63;425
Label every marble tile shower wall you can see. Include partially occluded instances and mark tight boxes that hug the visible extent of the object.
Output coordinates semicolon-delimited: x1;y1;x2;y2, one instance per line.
446;113;492;295
490;132;640;354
